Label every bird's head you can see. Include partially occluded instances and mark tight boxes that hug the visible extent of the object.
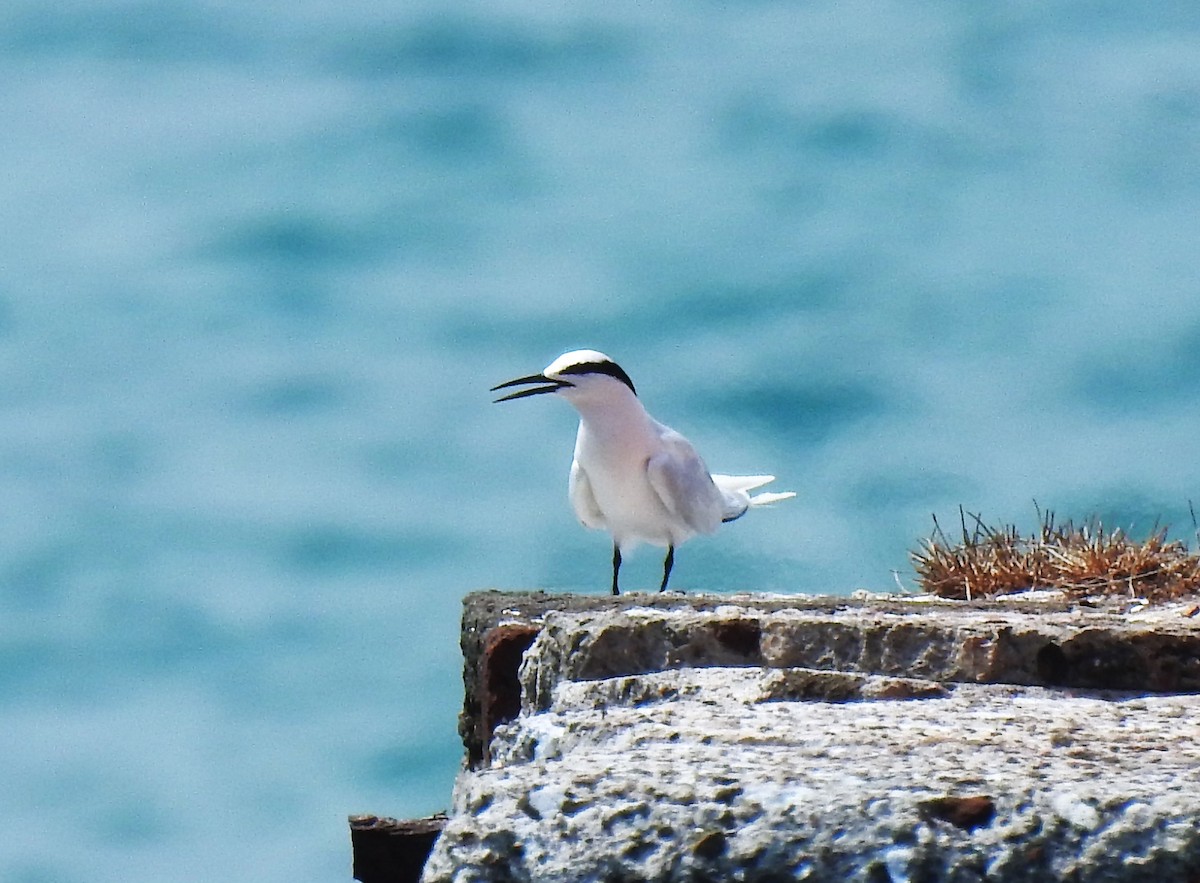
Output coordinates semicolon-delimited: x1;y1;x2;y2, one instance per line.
491;349;638;404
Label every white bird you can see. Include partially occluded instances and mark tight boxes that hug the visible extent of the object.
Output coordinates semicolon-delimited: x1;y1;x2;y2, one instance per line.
492;349;795;594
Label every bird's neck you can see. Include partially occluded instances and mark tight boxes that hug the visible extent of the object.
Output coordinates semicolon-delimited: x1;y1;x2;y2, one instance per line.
572;393;655;446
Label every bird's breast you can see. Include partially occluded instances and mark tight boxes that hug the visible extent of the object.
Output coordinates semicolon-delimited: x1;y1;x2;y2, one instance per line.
573;421;685;547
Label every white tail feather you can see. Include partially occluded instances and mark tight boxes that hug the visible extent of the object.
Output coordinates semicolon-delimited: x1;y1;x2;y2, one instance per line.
712;473;778;494
712;474;796;522
747;490;796;507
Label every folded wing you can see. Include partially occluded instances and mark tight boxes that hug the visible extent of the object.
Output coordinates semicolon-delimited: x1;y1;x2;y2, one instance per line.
645;431;723;535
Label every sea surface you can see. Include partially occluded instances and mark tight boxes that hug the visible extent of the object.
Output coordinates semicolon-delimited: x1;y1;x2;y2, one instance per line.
2;1;1200;880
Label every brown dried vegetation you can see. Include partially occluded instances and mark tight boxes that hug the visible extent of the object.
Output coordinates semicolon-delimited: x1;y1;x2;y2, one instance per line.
911;507;1200;602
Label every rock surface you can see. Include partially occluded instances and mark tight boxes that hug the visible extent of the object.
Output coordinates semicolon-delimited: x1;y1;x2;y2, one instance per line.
425;592;1200;882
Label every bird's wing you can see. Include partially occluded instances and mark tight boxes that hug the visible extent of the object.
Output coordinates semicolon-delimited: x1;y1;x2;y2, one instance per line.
569;459;606;530
645;430;723;535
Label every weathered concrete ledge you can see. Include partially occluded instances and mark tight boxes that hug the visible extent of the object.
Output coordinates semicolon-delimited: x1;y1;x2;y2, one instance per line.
418;591;1200;881
459;591;1200;769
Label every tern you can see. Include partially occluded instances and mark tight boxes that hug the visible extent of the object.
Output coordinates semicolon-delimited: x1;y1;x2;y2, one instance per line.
492;349;795;594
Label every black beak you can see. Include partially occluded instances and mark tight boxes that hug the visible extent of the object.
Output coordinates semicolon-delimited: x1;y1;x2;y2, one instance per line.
490;373;572;403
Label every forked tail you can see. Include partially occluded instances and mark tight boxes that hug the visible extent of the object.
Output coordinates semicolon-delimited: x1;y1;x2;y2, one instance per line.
712;474;796;523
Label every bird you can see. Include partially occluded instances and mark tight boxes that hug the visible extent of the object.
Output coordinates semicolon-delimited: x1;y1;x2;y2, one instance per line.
491;349;795;595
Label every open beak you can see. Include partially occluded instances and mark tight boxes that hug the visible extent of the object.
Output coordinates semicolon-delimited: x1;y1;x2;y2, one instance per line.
490;373;572;403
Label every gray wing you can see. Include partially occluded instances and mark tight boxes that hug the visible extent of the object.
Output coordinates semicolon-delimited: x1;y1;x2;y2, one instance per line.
569;459;606;530
645;430;723;535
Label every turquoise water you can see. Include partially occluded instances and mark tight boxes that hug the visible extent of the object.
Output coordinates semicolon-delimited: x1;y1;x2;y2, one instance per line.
3;1;1200;879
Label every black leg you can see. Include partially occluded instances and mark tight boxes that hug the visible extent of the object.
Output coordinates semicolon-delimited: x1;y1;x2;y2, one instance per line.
659;545;675;592
611;545;622;596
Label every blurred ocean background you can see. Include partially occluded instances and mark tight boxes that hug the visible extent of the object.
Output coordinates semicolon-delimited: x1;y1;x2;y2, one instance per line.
3;0;1200;879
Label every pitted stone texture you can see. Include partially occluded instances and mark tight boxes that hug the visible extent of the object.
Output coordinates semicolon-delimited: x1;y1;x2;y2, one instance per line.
518;602;1200;712
422;667;1200;882
460;592;1200;762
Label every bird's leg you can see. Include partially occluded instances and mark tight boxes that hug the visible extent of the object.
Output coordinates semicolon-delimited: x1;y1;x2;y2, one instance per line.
611;545;622;596
659;545;675;592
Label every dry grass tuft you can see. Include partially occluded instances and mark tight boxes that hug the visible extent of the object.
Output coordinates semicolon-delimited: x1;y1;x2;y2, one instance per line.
911;506;1200;602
